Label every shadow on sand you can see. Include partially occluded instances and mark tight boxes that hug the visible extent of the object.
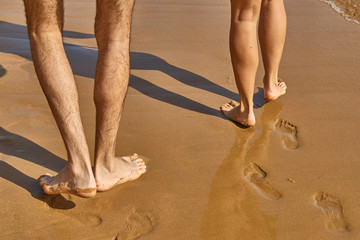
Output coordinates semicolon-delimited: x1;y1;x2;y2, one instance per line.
0;65;6;78
0;127;75;209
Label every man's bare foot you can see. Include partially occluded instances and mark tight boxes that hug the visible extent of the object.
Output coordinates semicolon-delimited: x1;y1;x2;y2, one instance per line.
95;153;147;192
264;78;287;101
38;165;97;198
220;100;256;127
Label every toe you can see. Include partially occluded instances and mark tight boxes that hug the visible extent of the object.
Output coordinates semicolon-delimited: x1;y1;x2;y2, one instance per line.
279;82;287;89
130;153;139;161
38;174;53;186
220;103;232;111
138;167;147;174
229;100;239;107
135;160;146;166
137;163;147;169
134;158;144;163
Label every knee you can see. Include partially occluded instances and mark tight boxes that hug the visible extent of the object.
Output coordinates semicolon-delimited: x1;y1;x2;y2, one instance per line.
94;0;135;43
95;21;131;51
95;33;130;53
261;0;284;9
262;0;283;3
231;0;261;23
27;26;63;44
27;24;62;36
24;1;63;38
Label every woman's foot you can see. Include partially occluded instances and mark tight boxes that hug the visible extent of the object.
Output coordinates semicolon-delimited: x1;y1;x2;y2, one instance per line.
220;100;256;127
95;153;147;192
38;164;97;198
264;78;287;101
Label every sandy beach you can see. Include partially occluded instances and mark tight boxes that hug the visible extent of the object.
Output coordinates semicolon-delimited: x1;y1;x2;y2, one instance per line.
1;0;360;239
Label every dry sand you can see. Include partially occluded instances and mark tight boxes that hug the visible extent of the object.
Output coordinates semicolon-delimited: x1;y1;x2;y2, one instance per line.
1;0;360;239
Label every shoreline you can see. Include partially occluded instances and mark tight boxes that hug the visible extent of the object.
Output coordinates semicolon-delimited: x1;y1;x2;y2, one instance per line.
320;0;360;24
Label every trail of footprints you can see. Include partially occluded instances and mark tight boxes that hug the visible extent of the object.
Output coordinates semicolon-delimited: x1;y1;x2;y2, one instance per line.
242;118;297;201
243;120;350;233
243;162;350;233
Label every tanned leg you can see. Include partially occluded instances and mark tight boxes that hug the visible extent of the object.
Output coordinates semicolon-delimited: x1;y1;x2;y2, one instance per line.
220;0;261;127
24;0;96;197
259;0;287;101
94;0;146;192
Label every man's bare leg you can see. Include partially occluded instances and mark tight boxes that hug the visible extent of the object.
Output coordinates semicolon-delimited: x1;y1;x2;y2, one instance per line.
220;0;261;127
259;0;287;101
94;0;146;192
24;0;96;197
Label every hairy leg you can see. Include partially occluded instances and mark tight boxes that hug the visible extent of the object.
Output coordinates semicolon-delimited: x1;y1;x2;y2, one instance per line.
24;0;96;197
220;0;261;127
94;0;146;192
259;0;287;101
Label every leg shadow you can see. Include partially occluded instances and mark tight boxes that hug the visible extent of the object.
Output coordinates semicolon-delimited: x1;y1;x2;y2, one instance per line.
131;52;239;101
129;75;219;116
0;65;6;78
0;127;75;209
0;161;75;209
0;127;66;172
253;87;266;108
0;20;94;40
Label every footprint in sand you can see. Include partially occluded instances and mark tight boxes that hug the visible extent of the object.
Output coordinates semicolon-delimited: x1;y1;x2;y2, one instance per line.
115;208;159;240
313;191;349;233
275;118;298;150
243;162;281;200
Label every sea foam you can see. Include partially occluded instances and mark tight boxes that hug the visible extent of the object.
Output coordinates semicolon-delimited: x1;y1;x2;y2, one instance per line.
320;0;360;24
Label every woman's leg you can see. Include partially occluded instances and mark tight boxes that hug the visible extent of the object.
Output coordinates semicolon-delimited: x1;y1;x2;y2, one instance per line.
220;0;262;127
259;0;287;101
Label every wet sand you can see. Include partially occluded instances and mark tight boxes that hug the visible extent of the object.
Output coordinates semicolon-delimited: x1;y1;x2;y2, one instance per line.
321;0;360;24
1;0;360;239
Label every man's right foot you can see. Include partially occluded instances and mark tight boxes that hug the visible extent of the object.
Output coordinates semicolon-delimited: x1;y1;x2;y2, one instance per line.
95;153;147;192
220;100;256;127
38;164;97;198
264;78;287;101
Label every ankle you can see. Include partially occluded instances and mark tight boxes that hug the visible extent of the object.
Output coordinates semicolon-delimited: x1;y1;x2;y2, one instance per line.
68;162;94;181
242;105;254;116
95;154;115;174
237;105;255;121
263;73;278;87
239;100;253;112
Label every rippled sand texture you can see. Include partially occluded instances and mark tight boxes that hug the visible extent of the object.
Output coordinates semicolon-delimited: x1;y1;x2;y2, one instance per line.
321;0;360;24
